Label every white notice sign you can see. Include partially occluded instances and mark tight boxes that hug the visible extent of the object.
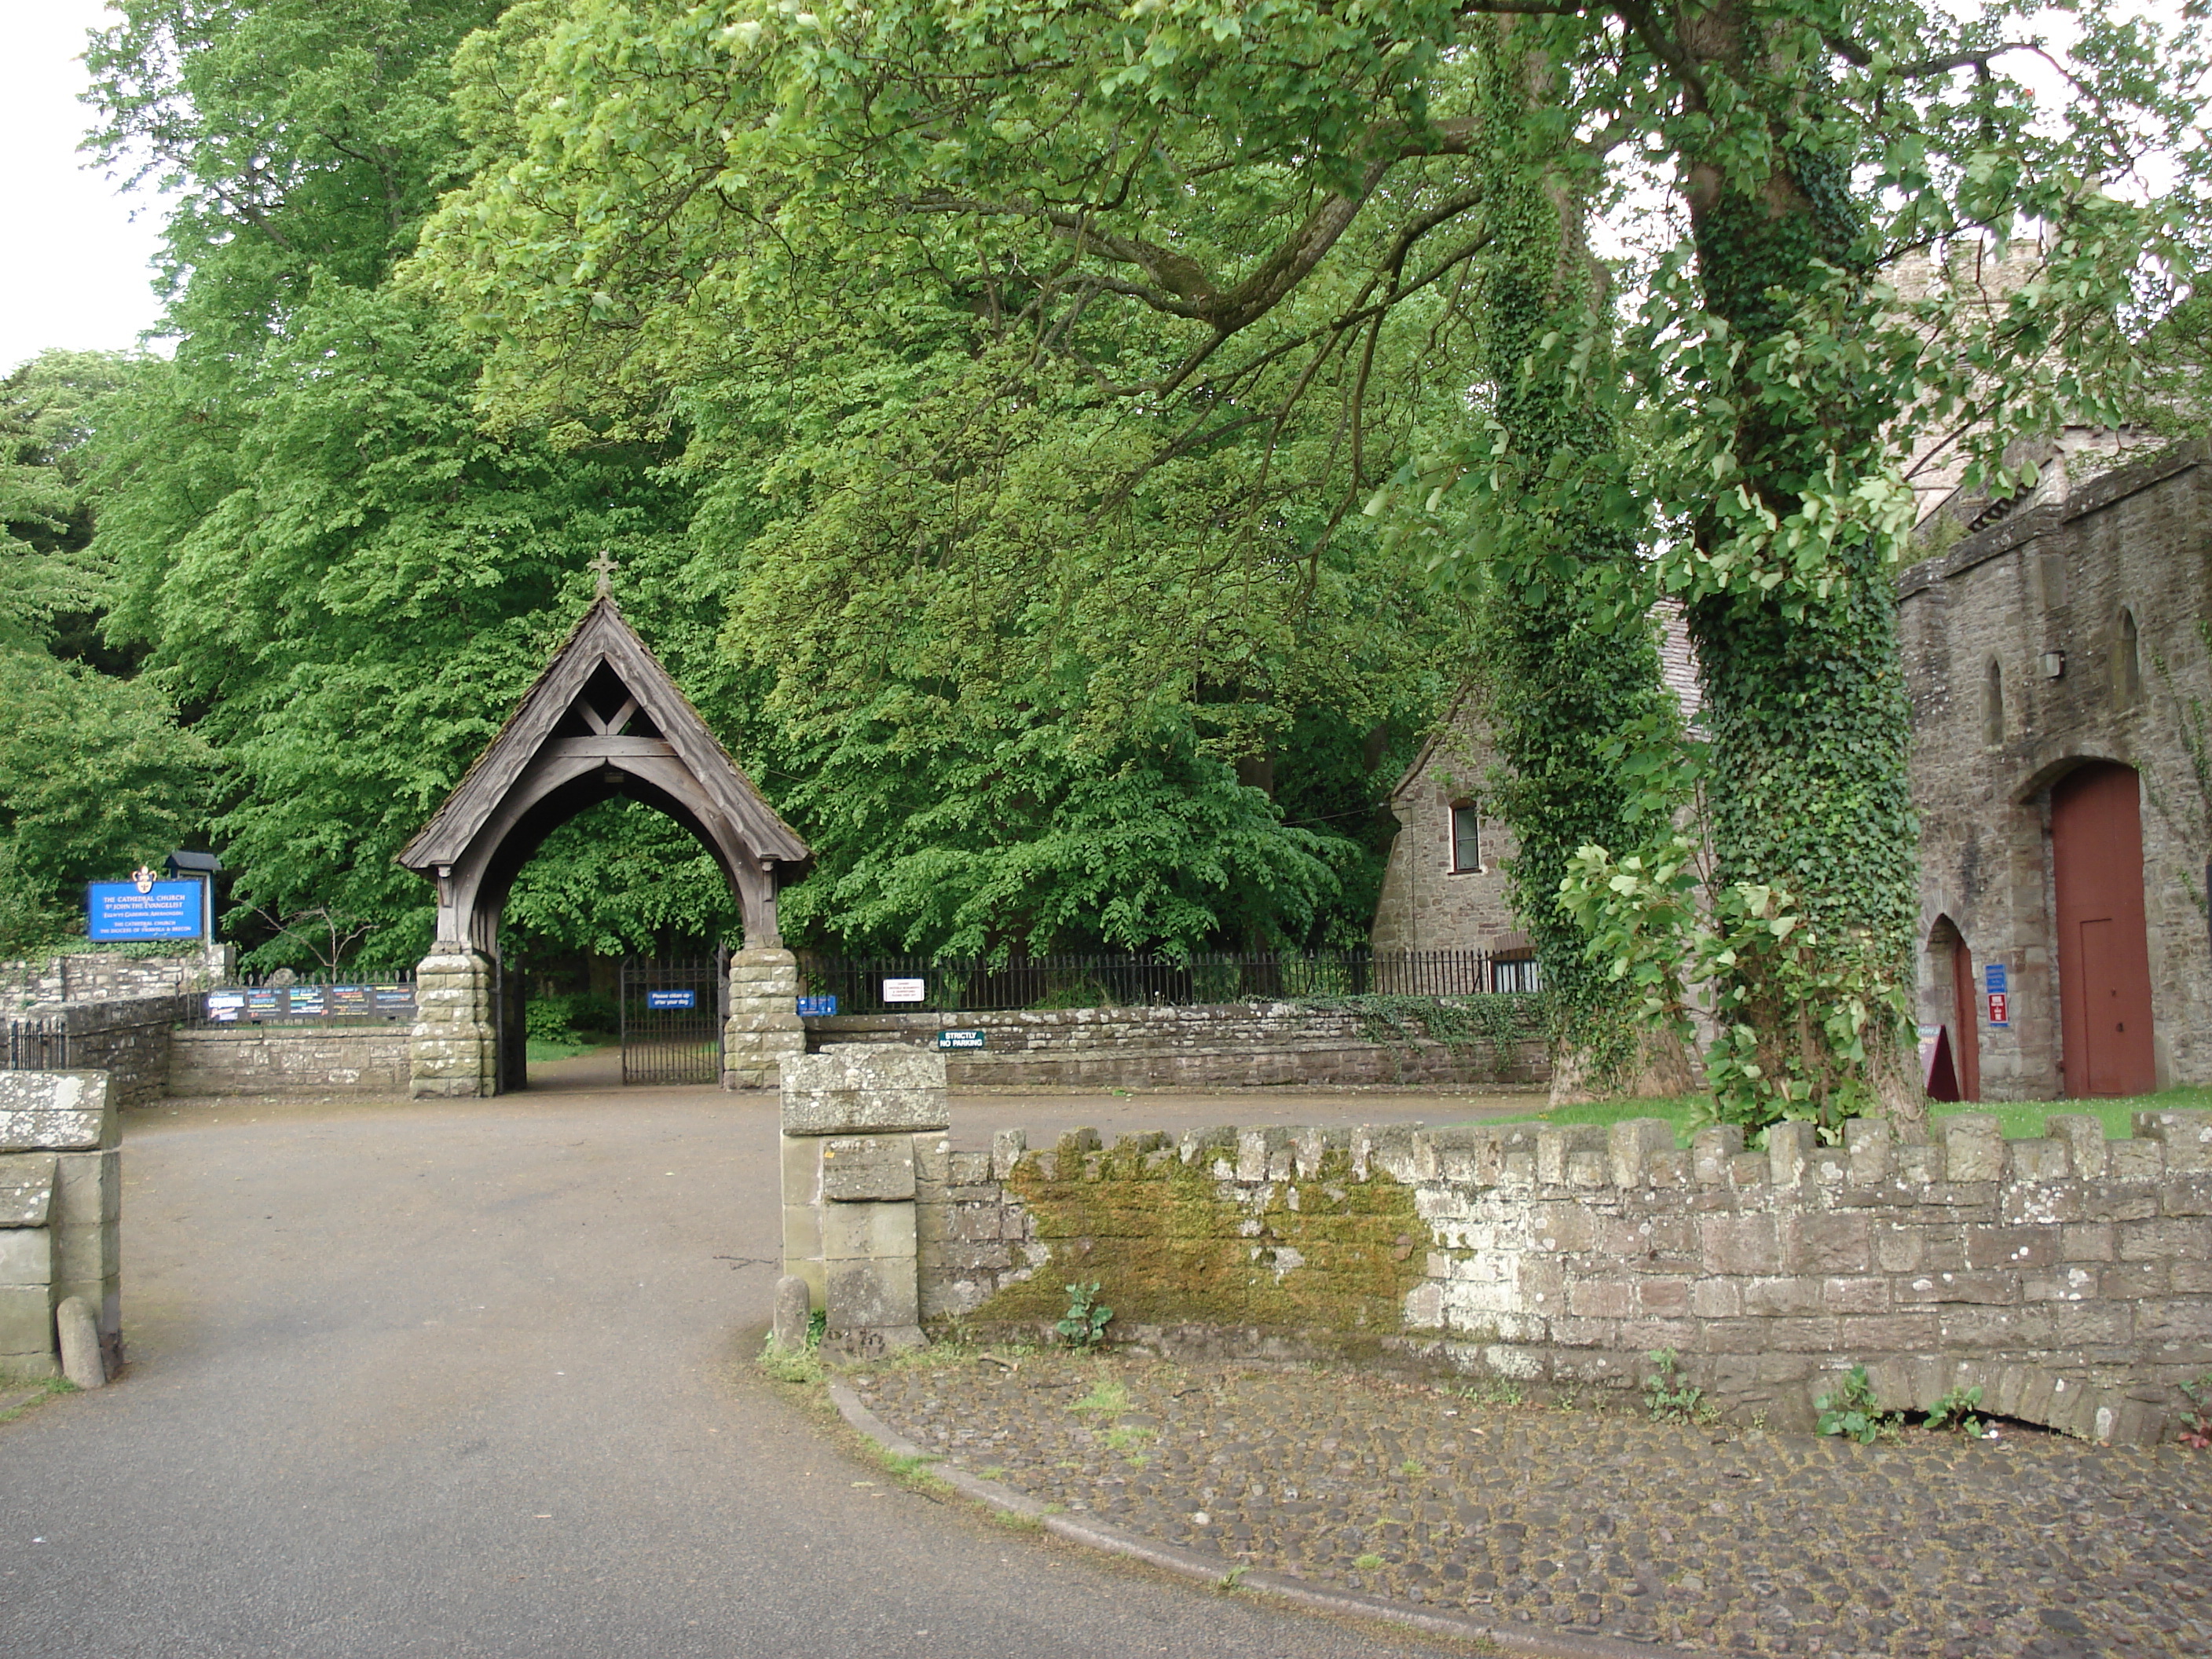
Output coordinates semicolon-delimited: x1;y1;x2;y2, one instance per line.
882;977;926;1004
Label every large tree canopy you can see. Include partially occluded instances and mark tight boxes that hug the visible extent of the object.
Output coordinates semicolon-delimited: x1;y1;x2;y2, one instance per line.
72;0;1442;972
408;0;2209;1122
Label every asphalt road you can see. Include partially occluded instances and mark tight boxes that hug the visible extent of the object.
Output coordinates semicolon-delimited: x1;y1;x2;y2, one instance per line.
0;1086;1459;1658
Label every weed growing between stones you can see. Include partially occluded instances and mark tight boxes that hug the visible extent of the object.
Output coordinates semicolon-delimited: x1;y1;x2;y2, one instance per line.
2181;1375;2212;1451
1642;1348;1716;1426
1057;1281;1112;1349
1924;1386;1989;1438
1455;1377;1528;1408
1815;1366;1902;1445
1072;1379;1131;1417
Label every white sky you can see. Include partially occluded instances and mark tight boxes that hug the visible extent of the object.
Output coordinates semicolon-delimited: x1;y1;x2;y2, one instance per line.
0;0;174;375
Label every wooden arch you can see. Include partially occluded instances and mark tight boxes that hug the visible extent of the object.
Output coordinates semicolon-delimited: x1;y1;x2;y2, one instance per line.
397;596;809;956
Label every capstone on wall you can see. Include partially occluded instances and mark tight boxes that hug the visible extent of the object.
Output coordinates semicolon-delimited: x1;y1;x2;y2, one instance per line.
915;1109;2212;1445
1901;441;2212;1097
807;1002;1547;1090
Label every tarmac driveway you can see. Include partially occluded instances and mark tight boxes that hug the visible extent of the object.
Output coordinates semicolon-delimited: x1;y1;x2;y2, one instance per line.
0;1087;1456;1658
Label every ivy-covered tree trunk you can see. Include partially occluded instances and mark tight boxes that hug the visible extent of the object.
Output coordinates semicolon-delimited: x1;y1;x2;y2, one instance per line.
1472;32;1694;1103
1674;20;1926;1133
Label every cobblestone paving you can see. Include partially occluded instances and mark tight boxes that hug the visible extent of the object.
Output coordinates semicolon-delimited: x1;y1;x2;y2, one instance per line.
849;1354;2212;1658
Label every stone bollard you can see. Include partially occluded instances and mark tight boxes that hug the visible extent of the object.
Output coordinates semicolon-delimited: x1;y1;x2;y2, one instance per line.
771;1274;811;1350
57;1295;104;1388
778;1044;948;1355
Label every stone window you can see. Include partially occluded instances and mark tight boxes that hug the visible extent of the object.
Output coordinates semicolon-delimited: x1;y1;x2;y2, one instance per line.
2116;608;2142;709
1449;801;1481;873
1983;658;2004;746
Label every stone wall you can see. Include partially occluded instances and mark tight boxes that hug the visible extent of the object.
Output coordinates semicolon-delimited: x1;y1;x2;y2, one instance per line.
0;1071;122;1379
1900;439;2212;1097
169;1026;411;1096
906;1108;2212;1445
807;1002;1547;1090
3;951;225;1012
4;997;179;1108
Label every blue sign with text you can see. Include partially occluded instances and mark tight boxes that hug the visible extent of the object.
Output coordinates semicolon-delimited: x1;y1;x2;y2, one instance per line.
1983;962;2008;995
645;989;697;1010
797;995;838;1017
86;879;203;942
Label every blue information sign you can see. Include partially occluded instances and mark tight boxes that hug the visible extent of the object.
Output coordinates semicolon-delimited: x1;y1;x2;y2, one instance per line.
797;995;838;1017
86;878;203;942
646;989;697;1010
1983;962;2008;995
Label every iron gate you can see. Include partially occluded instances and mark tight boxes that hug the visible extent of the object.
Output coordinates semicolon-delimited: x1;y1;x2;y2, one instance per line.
619;954;727;1086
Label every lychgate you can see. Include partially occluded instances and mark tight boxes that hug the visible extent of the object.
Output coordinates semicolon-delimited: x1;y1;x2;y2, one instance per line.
396;592;811;1096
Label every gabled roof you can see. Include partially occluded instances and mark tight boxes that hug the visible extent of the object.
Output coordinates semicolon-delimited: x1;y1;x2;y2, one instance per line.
397;596;808;873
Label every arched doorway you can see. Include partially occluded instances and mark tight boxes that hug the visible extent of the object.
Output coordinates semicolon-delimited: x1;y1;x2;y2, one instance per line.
2051;761;2157;1097
1926;916;1979;1102
398;594;811;1097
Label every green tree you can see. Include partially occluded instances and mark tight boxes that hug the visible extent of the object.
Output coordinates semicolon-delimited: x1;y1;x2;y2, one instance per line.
408;0;2207;1124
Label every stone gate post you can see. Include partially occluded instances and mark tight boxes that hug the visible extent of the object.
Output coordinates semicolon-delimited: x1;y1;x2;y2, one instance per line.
778;1045;945;1356
408;945;495;1099
723;947;806;1090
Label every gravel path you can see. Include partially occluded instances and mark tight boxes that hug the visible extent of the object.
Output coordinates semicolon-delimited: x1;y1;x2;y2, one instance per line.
851;1351;2212;1659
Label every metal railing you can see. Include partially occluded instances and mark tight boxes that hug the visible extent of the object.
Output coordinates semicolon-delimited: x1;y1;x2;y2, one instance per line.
178;969;418;1028
793;948;1538;1017
3;1017;71;1071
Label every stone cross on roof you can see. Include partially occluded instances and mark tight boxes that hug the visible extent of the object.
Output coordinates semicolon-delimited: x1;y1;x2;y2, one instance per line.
589;550;618;599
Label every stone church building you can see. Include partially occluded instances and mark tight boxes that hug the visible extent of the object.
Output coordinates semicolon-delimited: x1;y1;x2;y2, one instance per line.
1372;438;2212;1102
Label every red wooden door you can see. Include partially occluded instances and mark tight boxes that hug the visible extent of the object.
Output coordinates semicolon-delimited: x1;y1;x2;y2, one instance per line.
2052;763;2158;1097
1949;933;1980;1101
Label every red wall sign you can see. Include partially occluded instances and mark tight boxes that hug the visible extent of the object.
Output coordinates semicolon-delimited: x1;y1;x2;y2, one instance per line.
1987;991;2009;1028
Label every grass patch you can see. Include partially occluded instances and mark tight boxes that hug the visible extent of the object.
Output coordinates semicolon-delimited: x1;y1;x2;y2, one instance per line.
1355;1552;1386;1571
1452;1083;2211;1144
0;1377;75;1422
1071;1379;1131;1417
526;1038;610;1063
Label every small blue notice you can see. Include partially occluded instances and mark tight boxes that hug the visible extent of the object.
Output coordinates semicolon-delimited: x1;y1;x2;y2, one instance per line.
645;989;697;1009
797;995;838;1017
86;879;203;941
1983;962;2008;995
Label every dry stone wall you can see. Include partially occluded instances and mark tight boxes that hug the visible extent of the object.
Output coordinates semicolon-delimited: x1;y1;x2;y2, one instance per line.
5;997;179;1106
914;1109;2212;1445
808;1001;1546;1090
2;950;227;1011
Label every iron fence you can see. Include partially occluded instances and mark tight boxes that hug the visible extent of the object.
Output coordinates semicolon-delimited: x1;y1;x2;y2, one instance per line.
793;948;1538;1017
178;969;418;1028
2;1017;71;1071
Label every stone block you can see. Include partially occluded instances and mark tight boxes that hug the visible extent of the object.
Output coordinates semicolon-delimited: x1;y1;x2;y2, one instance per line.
0;1071;115;1152
2060;1222;2116;1262
819;1134;917;1203
0;1284;55;1359
1741;1276;1822;1316
2045;1115;2108;1178
1608;1119;1674;1188
2165;1176;2212;1216
2133;1109;2212;1172
1942;1115;2005;1183
1699;1214;1779;1275
56;1295;103;1389
991;1128;1027;1181
0;1228;53;1287
1785;1212;1871;1273
771;1274;812;1346
1965;1225;2056;1271
1691;1124;1745;1185
779;1046;949;1134
54;1149;119;1227
1566;1280;1635;1318
825;1254;920;1331
2108;1140;2165;1181
1767;1121;1815;1188
1845;1117;1892;1184
820;1198;917;1264
2006;1139;2071;1182
0;1154;58;1226
1895;1269;2020;1305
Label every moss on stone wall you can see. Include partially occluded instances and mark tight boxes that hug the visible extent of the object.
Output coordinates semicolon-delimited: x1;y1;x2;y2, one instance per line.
969;1130;1426;1332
